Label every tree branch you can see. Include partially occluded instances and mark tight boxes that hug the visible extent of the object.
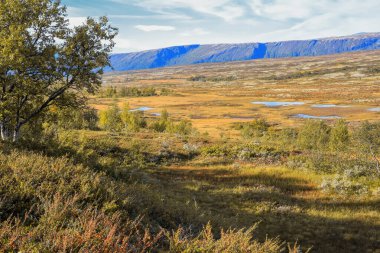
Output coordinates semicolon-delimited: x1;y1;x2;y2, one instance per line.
18;79;75;128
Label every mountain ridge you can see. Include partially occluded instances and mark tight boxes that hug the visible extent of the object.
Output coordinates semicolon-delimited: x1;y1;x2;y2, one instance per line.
107;33;380;72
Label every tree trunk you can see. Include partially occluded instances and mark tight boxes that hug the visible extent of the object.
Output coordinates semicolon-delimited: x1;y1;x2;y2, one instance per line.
12;127;20;142
0;122;10;141
0;122;21;142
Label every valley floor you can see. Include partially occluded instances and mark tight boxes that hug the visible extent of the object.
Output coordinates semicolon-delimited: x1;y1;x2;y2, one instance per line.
2;51;380;252
152;162;380;252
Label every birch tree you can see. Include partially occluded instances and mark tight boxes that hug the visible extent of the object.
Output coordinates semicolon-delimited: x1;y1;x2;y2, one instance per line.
0;0;117;141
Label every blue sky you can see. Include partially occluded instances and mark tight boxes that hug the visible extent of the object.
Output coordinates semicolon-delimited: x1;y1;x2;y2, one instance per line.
62;0;380;53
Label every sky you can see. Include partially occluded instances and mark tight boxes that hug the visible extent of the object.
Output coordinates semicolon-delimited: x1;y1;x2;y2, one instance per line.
62;0;380;53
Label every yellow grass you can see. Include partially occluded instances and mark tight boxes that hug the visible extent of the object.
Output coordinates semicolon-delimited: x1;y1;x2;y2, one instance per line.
95;50;380;137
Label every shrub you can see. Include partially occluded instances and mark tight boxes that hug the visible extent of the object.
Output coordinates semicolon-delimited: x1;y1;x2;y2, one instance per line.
167;223;282;253
99;103;147;132
183;143;200;157
298;120;331;151
329;120;350;152
239;119;270;139
160;88;173;96
150;109;170;132
169;119;193;136
320;175;369;195
150;110;193;136
354;121;380;174
342;165;372;178
201;144;234;158
0;203;162;252
99;104;123;132
99;86;158;98
126;111;147;132
187;75;207;82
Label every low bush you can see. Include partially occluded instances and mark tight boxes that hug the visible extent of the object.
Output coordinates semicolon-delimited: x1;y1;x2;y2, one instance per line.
0;149;286;252
98;86;159;98
320;175;369;195
168;223;282;253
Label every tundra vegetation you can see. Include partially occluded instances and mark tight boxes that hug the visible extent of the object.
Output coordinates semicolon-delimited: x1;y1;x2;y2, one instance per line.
0;1;380;253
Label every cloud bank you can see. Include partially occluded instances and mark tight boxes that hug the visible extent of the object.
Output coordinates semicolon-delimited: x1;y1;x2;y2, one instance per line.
63;0;380;53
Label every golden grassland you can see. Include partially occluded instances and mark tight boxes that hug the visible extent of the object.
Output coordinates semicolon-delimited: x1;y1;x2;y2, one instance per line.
155;163;379;252
70;130;380;252
95;50;380;137
85;51;380;252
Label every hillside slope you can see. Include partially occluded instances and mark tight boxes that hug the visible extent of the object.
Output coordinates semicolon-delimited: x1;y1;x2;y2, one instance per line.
107;33;380;72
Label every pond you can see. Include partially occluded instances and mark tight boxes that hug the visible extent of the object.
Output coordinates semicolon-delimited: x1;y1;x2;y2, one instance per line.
151;113;161;116
130;106;153;112
368;108;380;112
293;114;341;119
252;101;304;107
311;104;351;108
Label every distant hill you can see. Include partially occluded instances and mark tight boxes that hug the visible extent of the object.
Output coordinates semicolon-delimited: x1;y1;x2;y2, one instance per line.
106;33;380;72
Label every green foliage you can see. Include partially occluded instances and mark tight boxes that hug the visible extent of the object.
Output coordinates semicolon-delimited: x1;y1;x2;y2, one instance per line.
99;104;123;132
355;121;380;153
329;120;350;151
98;103;147;132
160;88;173;96
265;66;357;80
321;175;369;195
103;86;118;98
201;144;233;158
200;143;284;163
150;110;194;136
364;67;380;74
354;121;380;174
120;103;147;132
99;104;147;132
269;128;298;151
99;86;159;98
0;140;287;252
238;119;270;139
0;150;163;252
150;109;170;132
188;75;207;82
127;111;147;132
0;0;117;141
168;119;193;136
297;120;331;151
187;75;237;82
49;106;99;130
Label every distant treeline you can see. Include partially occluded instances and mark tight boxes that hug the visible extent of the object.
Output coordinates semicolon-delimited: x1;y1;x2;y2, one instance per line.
98;86;172;98
265;65;380;80
187;75;237;82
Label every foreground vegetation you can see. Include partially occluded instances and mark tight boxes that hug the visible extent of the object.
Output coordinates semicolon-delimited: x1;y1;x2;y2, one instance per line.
1;103;379;252
0;123;294;252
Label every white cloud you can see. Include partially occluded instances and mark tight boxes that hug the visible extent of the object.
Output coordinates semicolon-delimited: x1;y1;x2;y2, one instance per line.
180;28;209;37
135;25;176;32
64;0;380;53
249;0;321;21
109;13;192;20
132;0;245;21
68;16;87;28
252;0;380;41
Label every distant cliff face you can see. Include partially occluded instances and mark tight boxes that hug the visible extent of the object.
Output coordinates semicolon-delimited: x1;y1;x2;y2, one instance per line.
106;33;380;72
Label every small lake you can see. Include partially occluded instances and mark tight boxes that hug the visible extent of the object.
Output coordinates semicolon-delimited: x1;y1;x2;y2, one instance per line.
368;108;380;112
130;106;153;112
293;114;341;119
252;101;304;107
312;104;351;108
151;113;161;116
